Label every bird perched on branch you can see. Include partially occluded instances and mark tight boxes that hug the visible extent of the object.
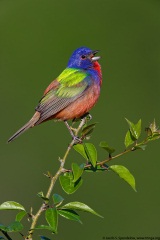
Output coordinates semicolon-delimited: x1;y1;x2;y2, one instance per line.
8;47;102;143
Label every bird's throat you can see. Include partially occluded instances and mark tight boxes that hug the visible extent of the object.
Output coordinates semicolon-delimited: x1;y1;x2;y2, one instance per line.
93;61;101;75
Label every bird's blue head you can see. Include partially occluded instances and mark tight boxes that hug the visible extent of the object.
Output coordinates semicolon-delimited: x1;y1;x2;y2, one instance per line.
67;47;100;69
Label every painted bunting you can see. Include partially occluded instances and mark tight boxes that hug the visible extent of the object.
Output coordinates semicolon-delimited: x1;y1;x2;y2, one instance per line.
8;47;102;143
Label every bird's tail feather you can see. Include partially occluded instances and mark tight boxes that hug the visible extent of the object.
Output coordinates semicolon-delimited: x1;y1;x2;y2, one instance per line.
8;112;40;143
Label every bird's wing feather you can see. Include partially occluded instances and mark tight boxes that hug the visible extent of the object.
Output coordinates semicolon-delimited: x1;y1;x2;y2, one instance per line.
43;79;60;95
35;68;90;124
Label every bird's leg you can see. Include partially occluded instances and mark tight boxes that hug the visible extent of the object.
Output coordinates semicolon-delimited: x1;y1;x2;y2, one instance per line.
78;116;87;129
71;117;80;129
64;120;82;143
70;121;77;132
71;113;92;129
64;121;75;138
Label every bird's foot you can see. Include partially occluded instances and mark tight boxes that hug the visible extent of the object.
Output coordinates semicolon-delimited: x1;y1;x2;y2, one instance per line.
73;136;82;144
86;113;92;121
64;120;82;143
81;112;92;121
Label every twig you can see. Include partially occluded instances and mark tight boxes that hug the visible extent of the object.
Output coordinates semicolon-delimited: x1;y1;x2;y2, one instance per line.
84;147;136;169
60;147;136;172
1;230;13;240
26;118;86;240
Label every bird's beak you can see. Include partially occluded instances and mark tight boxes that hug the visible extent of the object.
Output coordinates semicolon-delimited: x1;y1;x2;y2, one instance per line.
90;50;100;61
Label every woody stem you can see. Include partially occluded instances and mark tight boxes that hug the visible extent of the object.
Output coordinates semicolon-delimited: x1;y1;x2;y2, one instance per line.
26;118;86;240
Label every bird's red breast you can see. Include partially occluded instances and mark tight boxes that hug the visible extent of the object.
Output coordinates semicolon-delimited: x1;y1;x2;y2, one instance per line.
54;82;100;120
93;61;102;85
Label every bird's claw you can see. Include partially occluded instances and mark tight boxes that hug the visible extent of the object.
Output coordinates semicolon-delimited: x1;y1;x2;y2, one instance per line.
73;136;82;144
87;113;92;121
81;112;92;122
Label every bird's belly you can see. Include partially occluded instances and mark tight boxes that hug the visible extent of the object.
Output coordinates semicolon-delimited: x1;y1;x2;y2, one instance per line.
54;84;100;120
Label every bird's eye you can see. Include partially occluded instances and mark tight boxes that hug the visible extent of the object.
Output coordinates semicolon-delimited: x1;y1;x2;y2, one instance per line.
81;55;86;59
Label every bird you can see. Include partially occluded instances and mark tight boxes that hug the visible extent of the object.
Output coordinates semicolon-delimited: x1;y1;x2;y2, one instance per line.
8;47;102;143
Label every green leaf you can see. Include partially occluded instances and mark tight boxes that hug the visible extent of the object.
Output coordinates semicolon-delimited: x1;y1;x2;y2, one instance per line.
135;119;141;138
134;144;147;150
37;192;49;201
45;208;58;233
15;211;27;222
72;163;84;182
109;165;136;191
40;236;51;240
73;144;88;160
99;141;115;154
52;194;64;206
6;221;23;232
81;123;97;136
124;130;135;148
59;172;83;194
61;202;103;218
147;132;160;141
34;225;54;231
0;224;7;231
58;209;82;223
125;119;141;140
84;143;97;167
0;201;25;211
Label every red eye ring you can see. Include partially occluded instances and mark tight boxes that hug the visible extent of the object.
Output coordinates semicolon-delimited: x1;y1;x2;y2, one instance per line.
81;55;86;59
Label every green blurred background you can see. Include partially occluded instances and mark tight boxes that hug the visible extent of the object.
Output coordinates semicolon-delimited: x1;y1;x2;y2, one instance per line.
1;0;160;239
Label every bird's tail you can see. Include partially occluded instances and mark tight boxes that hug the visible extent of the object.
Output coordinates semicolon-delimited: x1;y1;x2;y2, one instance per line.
8;112;40;143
